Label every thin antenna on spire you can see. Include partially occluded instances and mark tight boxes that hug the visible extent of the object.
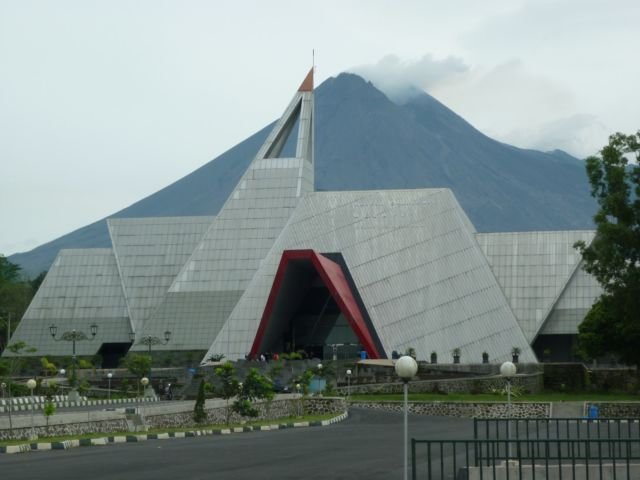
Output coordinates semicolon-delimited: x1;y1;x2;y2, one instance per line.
312;49;315;69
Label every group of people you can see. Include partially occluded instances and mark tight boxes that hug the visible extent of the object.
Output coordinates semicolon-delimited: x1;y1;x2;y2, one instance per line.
245;352;282;362
157;381;173;400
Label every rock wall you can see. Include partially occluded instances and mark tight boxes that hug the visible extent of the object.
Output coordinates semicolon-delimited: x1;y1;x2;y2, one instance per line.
353;401;550;418
339;373;543;395
0;419;128;442
145;397;346;429
586;402;640;418
0;397;347;441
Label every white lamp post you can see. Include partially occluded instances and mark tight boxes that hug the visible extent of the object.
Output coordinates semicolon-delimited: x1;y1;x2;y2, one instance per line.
296;383;302;417
107;372;113;400
395;355;418;480
1;381;12;434
139;377;149;416
26;378;37;440
59;368;66;396
500;361;517;459
346;369;352;400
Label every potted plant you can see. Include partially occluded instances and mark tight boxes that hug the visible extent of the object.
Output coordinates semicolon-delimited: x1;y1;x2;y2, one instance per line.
511;347;521;363
452;348;461;364
430;351;438;364
482;352;489;364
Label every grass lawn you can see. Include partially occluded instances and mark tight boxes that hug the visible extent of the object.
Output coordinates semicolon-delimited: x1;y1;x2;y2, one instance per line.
0;413;339;447
350;392;640;402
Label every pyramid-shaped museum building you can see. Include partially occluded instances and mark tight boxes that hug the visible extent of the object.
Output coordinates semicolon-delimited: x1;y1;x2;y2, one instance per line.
6;70;601;366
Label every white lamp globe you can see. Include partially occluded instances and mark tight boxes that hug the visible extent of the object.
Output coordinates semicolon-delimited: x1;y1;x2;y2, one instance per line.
346;369;352;376
140;377;149;387
26;379;37;390
500;361;517;378
59;369;66;376
107;373;113;379
395;355;418;380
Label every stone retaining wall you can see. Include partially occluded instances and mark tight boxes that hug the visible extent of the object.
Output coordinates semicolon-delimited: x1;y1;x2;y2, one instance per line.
586;402;640;418
145;397;346;429
0;419;128;442
339;373;543;395
353;401;550;418
0;397;347;441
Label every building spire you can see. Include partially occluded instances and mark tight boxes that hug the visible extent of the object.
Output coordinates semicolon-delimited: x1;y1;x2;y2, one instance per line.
298;67;314;92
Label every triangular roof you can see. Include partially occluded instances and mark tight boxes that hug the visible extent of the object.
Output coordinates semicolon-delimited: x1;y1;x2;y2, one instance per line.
205;189;536;363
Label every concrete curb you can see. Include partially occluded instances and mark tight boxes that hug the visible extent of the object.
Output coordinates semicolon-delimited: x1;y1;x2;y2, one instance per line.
0;411;349;455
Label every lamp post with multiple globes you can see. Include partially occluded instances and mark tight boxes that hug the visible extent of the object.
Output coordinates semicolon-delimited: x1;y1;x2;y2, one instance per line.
49;324;98;401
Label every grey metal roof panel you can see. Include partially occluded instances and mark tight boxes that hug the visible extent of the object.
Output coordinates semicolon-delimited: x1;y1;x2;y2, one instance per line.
5;248;130;357
476;231;597;341
108;216;213;334
540;262;602;335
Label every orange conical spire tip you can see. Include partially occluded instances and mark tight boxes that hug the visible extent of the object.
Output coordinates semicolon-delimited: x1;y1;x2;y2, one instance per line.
298;67;314;92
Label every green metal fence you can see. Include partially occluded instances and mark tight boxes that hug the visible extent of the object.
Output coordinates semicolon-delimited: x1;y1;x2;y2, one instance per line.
412;438;640;480
474;418;640;442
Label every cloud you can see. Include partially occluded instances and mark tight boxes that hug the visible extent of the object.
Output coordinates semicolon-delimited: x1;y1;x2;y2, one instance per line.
350;53;608;159
500;114;609;159
349;54;469;104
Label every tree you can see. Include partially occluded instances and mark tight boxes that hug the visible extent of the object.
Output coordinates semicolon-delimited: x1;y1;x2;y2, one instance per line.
575;131;640;365
43;397;56;433
0;341;37;379
193;379;207;423
214;362;239;425
0;256;21;282
232;368;274;418
0;256;40;353
122;354;152;378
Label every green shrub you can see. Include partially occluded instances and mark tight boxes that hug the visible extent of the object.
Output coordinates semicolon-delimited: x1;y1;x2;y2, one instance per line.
40;357;58;376
193;379;207;423
77;359;93;369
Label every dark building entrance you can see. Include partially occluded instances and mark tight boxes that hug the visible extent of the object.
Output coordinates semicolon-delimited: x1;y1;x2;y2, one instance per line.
97;342;132;368
250;250;384;360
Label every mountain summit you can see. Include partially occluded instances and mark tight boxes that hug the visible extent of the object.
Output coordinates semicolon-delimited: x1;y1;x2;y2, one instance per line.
10;73;595;277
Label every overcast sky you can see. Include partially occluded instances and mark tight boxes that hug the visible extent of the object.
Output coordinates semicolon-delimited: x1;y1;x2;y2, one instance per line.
1;0;638;256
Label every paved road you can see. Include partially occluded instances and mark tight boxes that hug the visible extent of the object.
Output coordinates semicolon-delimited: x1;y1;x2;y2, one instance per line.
0;408;473;480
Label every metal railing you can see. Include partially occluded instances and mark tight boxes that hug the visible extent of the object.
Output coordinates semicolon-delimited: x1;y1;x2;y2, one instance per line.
474;418;640;442
412;438;640;480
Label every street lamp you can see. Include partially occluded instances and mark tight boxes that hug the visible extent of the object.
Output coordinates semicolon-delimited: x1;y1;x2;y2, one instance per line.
395;355;418;480
130;330;171;389
346;369;352;400
296;383;302;417
140;376;149;405
107;372;113;400
50;324;98;401
501;361;517;459
26;378;37;440
58;368;66;395
1;381;12;434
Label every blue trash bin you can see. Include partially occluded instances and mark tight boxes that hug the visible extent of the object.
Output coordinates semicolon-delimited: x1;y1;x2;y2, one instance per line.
588;405;599;419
